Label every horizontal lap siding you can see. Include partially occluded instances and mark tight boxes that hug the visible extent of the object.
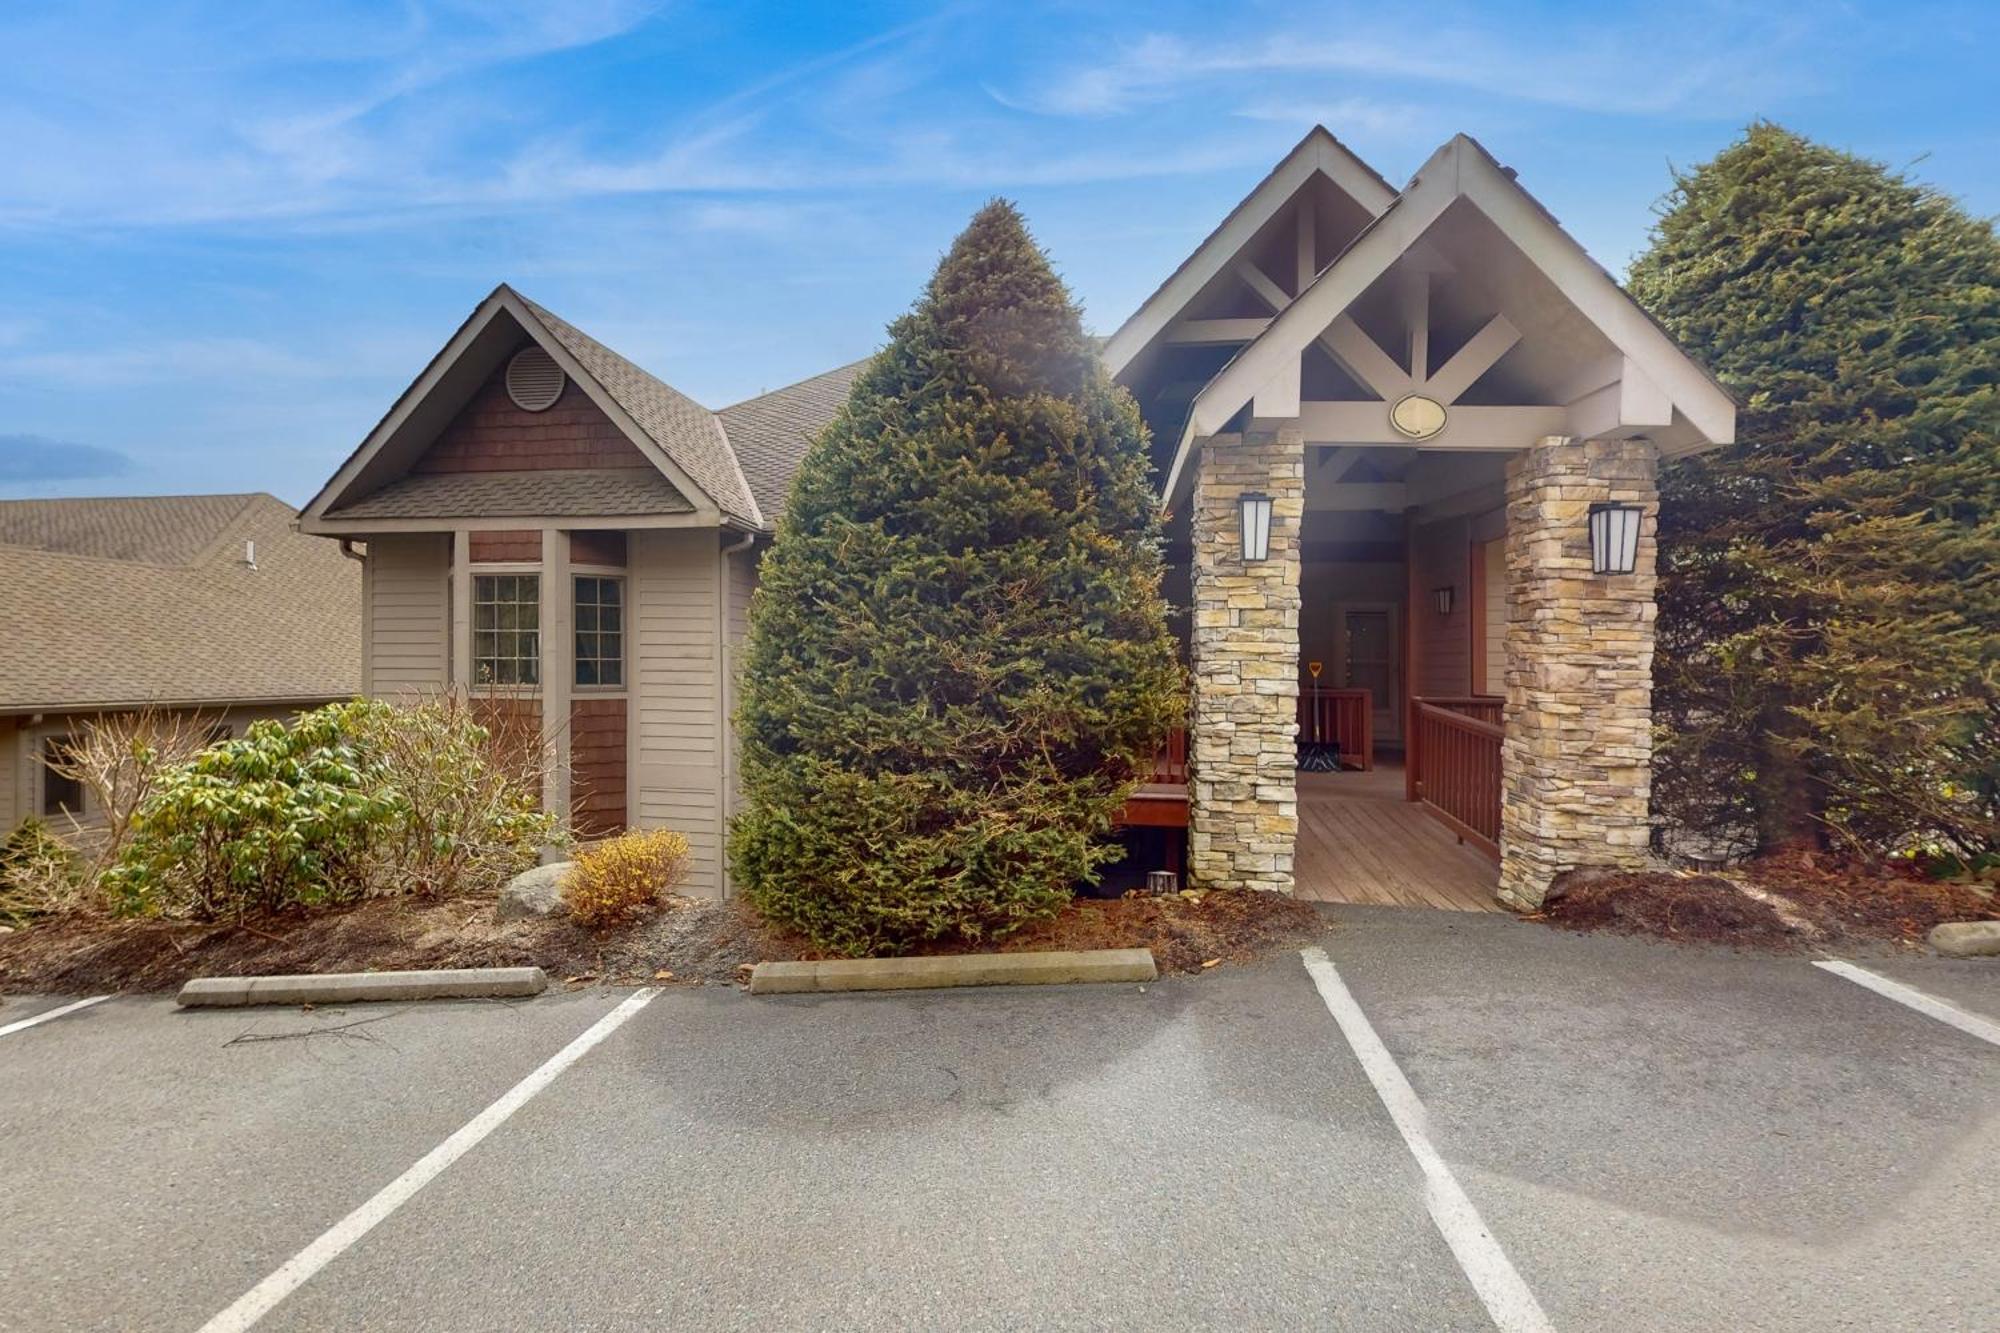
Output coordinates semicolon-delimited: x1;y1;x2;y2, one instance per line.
631;529;724;896
366;534;450;696
1412;517;1472;698
0;719;19;827
1481;537;1507;696
724;548;760;815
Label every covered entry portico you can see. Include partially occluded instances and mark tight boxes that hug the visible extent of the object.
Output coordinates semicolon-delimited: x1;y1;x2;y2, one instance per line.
1107;128;1736;910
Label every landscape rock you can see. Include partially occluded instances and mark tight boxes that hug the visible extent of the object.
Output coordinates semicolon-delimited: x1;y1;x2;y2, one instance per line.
497;862;573;921
1928;920;2000;959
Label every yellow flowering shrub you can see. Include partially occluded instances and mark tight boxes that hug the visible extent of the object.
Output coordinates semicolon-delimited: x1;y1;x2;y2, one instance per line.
567;827;691;927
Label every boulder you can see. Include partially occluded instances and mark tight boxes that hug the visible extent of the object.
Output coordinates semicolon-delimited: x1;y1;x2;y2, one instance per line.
1929;920;2000;959
496;862;573;921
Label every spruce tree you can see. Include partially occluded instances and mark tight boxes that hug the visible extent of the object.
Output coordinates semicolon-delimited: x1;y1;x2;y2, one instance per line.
730;201;1183;954
1630;124;1999;862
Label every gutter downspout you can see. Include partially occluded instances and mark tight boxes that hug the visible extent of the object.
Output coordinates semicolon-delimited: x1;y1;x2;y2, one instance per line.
717;528;758;898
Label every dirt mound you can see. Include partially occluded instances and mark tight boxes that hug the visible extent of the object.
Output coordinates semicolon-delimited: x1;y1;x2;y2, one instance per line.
1541;852;1997;952
0;888;1329;995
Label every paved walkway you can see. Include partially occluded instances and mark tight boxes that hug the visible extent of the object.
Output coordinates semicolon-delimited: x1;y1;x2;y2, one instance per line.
3;908;1997;1331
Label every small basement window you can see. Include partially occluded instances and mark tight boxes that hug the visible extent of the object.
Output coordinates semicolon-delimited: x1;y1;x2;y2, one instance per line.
473;574;541;686
41;738;83;818
574;576;624;688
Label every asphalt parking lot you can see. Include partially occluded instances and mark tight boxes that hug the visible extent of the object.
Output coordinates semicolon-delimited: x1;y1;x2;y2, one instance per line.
4;907;1997;1332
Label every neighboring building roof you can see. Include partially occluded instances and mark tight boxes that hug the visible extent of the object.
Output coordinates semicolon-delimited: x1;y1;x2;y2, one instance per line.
329;468;693;520
0;493;362;714
718;360;870;524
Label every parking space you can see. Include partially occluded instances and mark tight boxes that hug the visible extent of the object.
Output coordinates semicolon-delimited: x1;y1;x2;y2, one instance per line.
3;910;1996;1332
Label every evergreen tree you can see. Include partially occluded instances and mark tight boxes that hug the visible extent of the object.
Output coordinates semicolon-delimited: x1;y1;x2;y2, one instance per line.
730;201;1183;954
1630;124;1999;862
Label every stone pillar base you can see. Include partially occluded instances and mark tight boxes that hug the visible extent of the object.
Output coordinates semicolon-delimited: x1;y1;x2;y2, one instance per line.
1188;429;1303;894
1498;436;1660;910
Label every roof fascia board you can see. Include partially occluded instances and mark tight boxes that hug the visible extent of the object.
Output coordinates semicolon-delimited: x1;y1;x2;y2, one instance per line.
298;510;720;537
497;291;725;522
1102;128;1396;379
300;291;511;523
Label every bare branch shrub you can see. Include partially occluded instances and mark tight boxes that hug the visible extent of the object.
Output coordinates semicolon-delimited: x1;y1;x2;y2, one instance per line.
46;706;219;886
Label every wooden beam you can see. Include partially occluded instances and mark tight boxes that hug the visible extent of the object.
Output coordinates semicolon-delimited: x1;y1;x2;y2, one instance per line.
1235;261;1291;313
1165;318;1270;345
1296;192;1317;293
1402;269;1430;384
1315;445;1366;481
1425;313;1521;404
1321;317;1412;400
1565;356;1675;438
1254;356;1302;419
1297;401;1566;449
1314;482;1408;511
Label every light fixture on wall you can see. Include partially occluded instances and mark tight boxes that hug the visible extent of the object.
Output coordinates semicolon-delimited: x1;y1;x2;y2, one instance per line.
1588;502;1644;575
1239;491;1273;562
1433;585;1455;616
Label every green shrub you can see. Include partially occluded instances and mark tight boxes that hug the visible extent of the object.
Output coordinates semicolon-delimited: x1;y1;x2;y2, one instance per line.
103;698;558;920
730;200;1182;956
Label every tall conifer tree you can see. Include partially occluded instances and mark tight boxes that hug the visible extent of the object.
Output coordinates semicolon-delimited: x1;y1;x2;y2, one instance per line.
1630;124;1998;861
731;201;1183;953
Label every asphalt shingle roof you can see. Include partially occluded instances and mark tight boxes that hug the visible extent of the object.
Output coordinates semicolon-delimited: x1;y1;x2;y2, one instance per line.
516;293;762;527
0;494;362;713
717;360;870;524
328;468;692;520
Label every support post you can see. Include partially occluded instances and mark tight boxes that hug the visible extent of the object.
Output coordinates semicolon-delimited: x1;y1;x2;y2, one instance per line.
1188;427;1304;894
1497;436;1660;909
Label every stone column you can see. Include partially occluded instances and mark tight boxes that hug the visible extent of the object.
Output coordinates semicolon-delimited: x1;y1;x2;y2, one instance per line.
1188;428;1304;894
1498;436;1660;910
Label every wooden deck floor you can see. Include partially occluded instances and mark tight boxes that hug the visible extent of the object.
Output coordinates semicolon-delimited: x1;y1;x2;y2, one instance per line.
1296;763;1503;912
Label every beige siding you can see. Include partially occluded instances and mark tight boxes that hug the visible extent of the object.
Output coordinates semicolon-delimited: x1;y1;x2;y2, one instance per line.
723;546;760;818
630;529;726;896
365;534;451;696
1481;537;1507;696
0;717;20;828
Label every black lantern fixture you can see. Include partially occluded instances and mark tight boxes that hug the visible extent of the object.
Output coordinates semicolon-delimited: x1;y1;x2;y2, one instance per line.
1433;585;1455;616
1588;502;1643;575
1239;491;1273;562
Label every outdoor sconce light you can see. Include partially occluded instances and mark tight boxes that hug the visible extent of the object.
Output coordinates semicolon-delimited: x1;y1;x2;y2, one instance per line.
1433;585;1455;616
1239;491;1273;562
1588;501;1644;575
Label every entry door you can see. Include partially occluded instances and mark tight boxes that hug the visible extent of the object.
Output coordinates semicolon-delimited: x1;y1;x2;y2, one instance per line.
1341;606;1400;743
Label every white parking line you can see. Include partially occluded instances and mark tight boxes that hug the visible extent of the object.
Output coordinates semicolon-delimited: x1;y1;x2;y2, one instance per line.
1814;960;2000;1049
196;986;661;1333
0;994;111;1038
1301;947;1555;1333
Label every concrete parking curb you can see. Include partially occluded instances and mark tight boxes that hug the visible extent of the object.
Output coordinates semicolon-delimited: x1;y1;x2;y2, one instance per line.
748;949;1157;995
176;967;549;1008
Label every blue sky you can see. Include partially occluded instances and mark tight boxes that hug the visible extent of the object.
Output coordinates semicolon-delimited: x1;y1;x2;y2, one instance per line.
1;0;1994;505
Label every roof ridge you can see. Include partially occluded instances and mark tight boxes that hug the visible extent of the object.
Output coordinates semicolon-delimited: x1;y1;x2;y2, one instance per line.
719;357;874;412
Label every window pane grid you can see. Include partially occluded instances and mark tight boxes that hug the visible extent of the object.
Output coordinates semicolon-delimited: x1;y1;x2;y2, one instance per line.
574;576;625;688
473;574;541;686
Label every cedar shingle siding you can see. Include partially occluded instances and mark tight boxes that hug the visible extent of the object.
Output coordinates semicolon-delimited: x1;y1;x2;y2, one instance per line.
416;368;652;475
570;697;628;836
468;530;542;563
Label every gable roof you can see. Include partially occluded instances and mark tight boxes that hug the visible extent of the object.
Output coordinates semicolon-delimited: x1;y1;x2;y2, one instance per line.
1101;125;1398;379
0;494;362;714
1160;134;1738;500
718;360;870;524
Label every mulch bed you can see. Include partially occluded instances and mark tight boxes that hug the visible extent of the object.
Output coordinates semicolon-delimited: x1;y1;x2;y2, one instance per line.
1541;849;1998;952
0;888;1329;995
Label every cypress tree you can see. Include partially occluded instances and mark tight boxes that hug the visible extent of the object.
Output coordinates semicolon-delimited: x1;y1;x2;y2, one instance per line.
1630;124;1999;862
730;201;1183;954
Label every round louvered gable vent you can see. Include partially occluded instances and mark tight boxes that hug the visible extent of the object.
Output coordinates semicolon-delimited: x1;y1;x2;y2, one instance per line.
505;346;565;412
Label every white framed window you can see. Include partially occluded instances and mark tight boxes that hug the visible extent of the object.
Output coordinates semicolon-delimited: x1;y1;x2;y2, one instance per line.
473;574;541;686
574;575;624;688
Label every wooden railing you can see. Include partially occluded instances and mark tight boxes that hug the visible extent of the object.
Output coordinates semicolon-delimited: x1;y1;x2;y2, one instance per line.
1119;726;1190;830
1146;725;1189;787
1297;686;1373;770
1407;696;1504;860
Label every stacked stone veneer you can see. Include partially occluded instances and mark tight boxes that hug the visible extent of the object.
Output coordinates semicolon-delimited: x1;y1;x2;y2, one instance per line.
1188;429;1304;894
1498;436;1660;910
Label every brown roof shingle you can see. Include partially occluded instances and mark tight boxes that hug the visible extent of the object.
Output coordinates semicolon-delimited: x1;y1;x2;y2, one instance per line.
0;494;361;713
328;468;692;520
717;360;869;524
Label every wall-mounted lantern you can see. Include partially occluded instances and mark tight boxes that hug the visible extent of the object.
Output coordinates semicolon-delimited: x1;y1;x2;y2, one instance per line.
1239;491;1273;562
1588;502;1644;575
1433;585;1455;616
